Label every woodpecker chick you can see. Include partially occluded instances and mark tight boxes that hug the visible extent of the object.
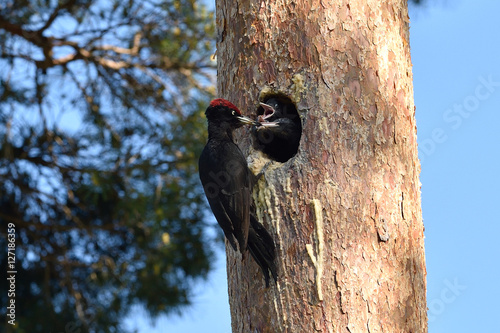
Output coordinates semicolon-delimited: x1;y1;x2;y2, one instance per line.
253;97;302;162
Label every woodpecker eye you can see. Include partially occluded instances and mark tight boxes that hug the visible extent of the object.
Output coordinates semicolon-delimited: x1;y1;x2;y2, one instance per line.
231;110;236;116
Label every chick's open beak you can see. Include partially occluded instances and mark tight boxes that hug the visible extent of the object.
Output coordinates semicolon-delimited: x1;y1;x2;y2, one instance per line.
256;102;279;128
259;102;276;121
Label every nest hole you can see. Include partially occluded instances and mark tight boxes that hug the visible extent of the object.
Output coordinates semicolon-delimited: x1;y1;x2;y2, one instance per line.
253;94;302;163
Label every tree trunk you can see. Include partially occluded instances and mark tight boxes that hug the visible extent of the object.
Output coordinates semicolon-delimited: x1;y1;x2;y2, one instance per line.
215;0;427;332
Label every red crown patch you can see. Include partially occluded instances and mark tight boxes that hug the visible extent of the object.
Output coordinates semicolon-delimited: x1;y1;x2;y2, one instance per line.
209;99;241;115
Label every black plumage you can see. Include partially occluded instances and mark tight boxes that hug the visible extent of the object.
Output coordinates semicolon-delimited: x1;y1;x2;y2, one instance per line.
199;98;277;286
248;214;278;286
254;97;302;162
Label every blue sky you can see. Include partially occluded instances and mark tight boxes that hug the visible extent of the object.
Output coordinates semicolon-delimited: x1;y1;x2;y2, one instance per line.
127;1;500;331
411;1;500;332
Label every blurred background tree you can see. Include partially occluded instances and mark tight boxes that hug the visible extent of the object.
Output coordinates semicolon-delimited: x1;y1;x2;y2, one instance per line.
0;0;216;332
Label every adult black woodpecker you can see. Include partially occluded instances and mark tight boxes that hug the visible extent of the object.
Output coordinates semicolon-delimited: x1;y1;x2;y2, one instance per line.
199;98;277;286
253;97;302;162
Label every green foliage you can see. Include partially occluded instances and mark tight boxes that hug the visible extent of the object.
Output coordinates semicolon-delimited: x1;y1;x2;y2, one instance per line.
0;0;215;331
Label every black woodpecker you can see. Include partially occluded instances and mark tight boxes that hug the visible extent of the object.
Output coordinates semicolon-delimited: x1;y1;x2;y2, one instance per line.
199;98;277;286
253;97;302;162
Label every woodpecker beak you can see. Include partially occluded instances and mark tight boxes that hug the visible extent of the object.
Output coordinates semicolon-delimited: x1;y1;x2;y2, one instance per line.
237;115;259;126
256;103;279;128
256;121;279;128
259;103;276;121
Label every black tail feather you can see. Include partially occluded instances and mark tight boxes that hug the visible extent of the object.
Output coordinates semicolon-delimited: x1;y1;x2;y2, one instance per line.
247;214;278;287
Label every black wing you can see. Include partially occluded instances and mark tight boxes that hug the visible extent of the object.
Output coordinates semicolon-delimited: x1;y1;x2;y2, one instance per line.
248;214;278;287
199;140;250;252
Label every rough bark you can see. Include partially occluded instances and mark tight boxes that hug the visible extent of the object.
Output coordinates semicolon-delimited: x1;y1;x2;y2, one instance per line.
215;0;427;332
